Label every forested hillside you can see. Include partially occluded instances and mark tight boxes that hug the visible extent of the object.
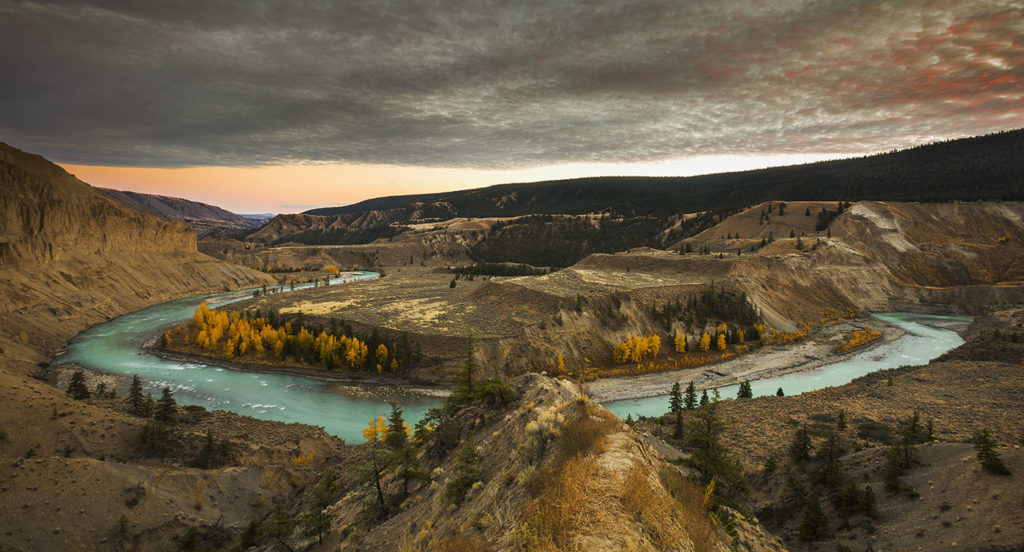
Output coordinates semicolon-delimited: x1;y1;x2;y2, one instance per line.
308;129;1024;219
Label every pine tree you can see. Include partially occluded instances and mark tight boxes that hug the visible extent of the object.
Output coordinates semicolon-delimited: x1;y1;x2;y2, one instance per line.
67;371;91;400
445;438;482;506
301;472;338;544
737;380;753;399
385;404;424;497
194;430;217;469
776;387;785;396
699;389;709;407
973;429;1011;475
860;484;878;518
143;392;155;417
797;495;829;541
265;501;294;546
451;336;478;406
790;426;812;464
128;374;145;415
669;382;683;415
883;445;906;493
155;386;176;423
684;381;697;410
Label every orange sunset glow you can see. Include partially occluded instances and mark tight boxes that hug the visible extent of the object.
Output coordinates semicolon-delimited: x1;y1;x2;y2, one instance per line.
61;153;847;213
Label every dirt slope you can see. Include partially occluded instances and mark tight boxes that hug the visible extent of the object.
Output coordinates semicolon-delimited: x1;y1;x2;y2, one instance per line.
679;200;1024;327
0;141;276;366
0;143;328;551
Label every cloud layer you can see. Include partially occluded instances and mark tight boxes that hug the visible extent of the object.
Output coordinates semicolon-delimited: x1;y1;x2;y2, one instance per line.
2;0;1021;168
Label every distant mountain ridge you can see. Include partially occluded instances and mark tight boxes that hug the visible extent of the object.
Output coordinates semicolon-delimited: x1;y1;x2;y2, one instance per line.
305;128;1024;219
97;188;264;237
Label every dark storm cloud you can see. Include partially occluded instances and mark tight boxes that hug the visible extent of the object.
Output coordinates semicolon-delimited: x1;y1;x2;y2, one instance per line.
1;0;1021;168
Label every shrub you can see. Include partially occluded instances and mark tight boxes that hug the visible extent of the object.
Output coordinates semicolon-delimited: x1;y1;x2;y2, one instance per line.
973;429;1012;475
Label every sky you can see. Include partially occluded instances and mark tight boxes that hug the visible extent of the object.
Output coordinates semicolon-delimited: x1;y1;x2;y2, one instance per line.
2;1;1022;213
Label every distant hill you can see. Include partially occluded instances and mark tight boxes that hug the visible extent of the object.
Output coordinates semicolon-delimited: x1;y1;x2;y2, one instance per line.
97;188;264;237
250;129;1024;266
307;128;1024;219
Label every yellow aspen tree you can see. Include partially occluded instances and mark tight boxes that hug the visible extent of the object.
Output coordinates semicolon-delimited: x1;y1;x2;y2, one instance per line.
737;328;745;343
362;416;388;442
556;353;565;374
716;333;727;351
376;344;388;367
700;332;711;352
648;335;661;357
674;333;687;353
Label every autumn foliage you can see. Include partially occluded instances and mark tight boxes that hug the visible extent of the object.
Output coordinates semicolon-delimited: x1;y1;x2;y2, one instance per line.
612;335;661;364
173;301;411;373
834;327;883;353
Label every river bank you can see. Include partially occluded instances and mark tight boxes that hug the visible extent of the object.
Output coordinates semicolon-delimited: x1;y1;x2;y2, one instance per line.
588;316;903;403
148;347;451;399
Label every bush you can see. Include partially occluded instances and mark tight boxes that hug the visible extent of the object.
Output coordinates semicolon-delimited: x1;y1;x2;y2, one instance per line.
973;429;1012;475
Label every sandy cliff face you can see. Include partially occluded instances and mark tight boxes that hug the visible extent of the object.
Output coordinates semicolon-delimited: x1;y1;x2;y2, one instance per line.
0;141;275;366
0;145;328;552
687;200;1024;326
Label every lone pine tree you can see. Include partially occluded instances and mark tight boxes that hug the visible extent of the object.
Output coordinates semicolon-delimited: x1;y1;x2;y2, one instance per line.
684;381;697;409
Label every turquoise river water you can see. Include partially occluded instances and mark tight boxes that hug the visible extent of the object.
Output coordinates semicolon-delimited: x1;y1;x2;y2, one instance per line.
54;278;969;443
603;312;970;419
53;272;443;443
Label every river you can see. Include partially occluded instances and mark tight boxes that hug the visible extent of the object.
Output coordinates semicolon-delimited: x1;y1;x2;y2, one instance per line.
602;312;969;419
53;279;969;443
53;272;443;443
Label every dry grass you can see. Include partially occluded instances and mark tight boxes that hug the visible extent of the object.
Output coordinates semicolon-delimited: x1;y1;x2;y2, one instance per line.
515;402;623;551
617;460;721;552
516;453;601;551
398;523;494;552
555;402;620;460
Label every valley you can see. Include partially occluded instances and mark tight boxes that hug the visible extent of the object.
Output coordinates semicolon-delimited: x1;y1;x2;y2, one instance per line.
2;133;1023;552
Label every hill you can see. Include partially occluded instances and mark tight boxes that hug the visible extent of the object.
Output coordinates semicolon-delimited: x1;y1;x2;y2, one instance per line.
307;129;1024;219
97;187;264;237
0;142;276;362
0;143;328;550
242;130;1024;267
